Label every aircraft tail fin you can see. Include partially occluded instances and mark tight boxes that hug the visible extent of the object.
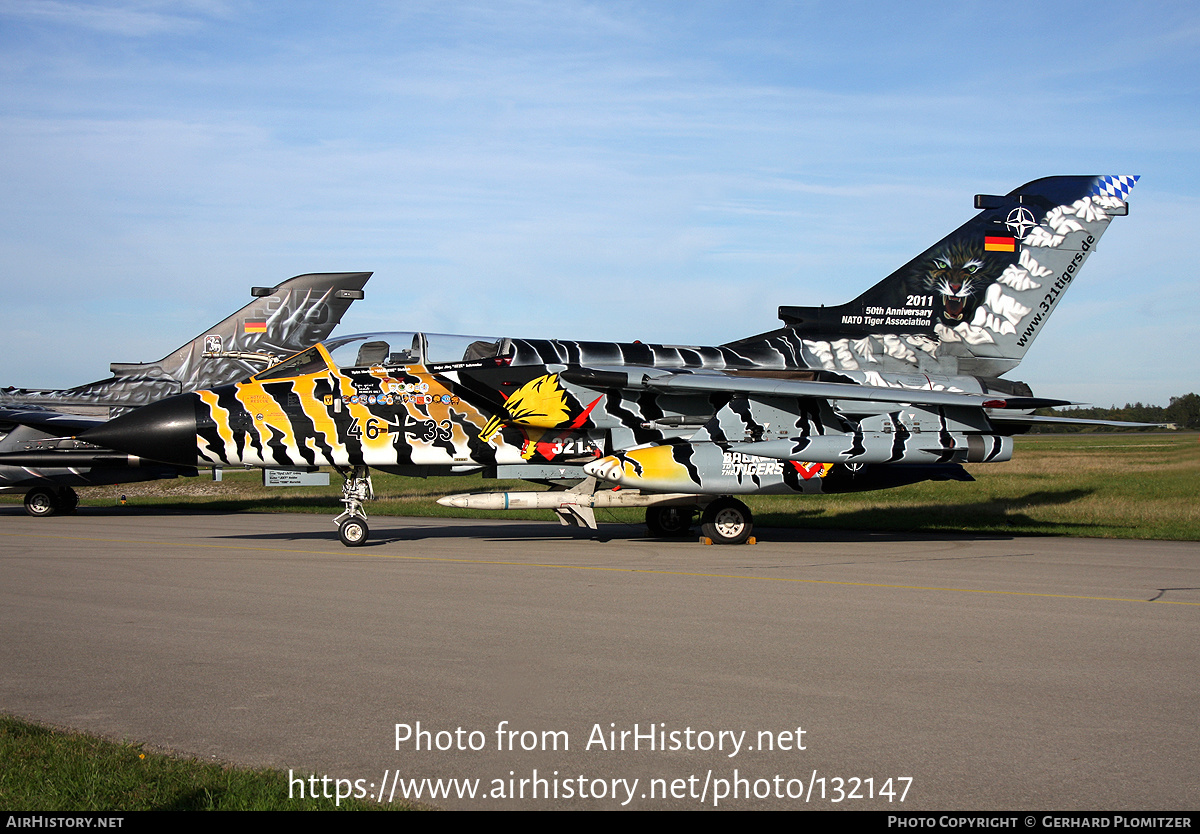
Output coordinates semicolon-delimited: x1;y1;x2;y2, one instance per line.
0;272;370;415
776;175;1137;376
111;272;371;395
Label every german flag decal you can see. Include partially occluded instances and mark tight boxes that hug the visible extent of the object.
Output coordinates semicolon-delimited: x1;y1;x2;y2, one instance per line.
243;321;267;333
984;235;1016;252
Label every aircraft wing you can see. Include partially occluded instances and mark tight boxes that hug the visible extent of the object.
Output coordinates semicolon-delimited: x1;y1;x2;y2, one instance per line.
0;408;106;436
550;365;1164;497
560;366;1070;411
521;365;1070;494
0;408;126;467
985;413;1164;429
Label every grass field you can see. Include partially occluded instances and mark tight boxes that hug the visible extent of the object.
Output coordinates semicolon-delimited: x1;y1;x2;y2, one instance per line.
4;433;1198;540
0;715;406;811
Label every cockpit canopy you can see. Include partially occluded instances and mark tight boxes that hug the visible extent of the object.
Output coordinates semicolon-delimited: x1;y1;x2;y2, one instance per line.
254;332;510;381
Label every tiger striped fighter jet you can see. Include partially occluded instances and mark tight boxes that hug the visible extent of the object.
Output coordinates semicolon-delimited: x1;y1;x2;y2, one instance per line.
81;176;1139;546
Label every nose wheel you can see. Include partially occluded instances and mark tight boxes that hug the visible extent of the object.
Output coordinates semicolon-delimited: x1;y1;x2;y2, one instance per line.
333;465;374;547
338;516;370;547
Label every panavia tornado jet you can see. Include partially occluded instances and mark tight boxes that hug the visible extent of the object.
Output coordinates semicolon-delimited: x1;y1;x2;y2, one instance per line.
80;176;1139;546
0;272;368;516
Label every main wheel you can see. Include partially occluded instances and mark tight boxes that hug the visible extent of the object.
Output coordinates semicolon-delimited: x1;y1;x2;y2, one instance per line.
646;506;694;537
338;516;369;547
700;498;754;545
24;488;59;518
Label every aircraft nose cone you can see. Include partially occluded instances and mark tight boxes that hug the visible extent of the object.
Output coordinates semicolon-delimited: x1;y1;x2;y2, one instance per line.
80;394;199;466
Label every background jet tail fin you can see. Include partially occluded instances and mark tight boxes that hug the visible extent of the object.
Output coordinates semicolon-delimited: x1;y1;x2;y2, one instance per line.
116;272;371;394
778;176;1137;376
0;272;371;416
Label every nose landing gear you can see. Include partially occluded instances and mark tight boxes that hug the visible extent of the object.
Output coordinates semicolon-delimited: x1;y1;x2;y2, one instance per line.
333;465;373;547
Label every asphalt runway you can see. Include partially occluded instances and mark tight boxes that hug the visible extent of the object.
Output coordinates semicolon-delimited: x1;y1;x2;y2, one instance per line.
2;506;1197;810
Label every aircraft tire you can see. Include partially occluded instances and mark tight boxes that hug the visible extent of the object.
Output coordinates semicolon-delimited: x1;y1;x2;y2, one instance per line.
646;506;694;537
24;488;59;518
58;487;79;514
339;517;369;547
700;498;754;545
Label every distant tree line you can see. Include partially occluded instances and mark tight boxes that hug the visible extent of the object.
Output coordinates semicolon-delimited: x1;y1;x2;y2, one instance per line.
1030;393;1200;432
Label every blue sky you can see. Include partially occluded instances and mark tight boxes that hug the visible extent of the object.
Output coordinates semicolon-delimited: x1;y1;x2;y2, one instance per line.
2;1;1196;405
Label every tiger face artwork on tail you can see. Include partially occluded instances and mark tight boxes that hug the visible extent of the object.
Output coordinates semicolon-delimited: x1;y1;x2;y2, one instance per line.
913;239;1005;326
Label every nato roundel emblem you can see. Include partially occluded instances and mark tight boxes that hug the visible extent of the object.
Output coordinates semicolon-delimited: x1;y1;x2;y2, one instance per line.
1006;206;1037;240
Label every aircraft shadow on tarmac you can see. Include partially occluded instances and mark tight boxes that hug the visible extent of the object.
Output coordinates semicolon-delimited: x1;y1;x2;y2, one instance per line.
228;485;1100;544
2;486;1104;544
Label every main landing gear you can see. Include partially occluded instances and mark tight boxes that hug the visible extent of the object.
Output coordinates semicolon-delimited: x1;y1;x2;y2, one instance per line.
23;486;79;518
333;465;373;547
699;497;754;545
644;497;755;544
644;506;695;537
